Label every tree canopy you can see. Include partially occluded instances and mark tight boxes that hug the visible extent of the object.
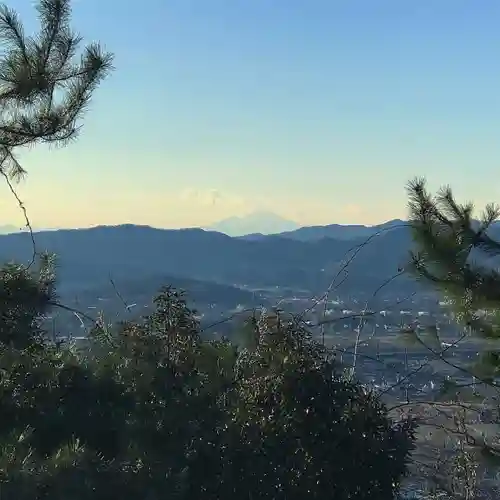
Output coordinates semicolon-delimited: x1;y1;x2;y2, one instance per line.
407;177;500;381
0;284;417;499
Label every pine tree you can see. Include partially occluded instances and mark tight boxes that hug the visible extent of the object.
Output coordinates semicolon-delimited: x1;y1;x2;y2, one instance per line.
407;177;500;342
0;0;113;181
0;2;114;497
0;0;113;338
405;177;500;500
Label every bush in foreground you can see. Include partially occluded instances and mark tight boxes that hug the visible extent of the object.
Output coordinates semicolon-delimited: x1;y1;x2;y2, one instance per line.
0;263;416;499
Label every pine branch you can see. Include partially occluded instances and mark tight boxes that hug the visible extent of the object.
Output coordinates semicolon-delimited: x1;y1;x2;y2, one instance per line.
0;0;113;161
406;177;500;341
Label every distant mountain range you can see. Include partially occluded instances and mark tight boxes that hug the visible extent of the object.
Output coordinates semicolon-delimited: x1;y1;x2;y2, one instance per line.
209;211;410;241
212;212;500;243
247;219;409;242
0;218;497;316
208;211;300;236
0;224;25;234
0;221;417;298
0;225;53;234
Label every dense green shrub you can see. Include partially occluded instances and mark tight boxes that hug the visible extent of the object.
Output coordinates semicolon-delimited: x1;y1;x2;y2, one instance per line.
0;269;416;499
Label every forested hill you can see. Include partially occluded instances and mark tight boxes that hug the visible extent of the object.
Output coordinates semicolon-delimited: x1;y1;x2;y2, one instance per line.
0;223;415;295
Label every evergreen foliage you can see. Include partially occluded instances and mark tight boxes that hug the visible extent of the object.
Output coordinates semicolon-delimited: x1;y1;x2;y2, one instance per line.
407;177;500;374
406;177;500;493
0;0;113;180
0;284;416;499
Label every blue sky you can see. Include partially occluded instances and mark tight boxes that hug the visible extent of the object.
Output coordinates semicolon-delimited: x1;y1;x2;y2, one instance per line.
7;0;500;228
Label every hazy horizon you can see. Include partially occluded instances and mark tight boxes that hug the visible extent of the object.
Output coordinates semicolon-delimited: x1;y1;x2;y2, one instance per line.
7;0;500;230
0;211;407;234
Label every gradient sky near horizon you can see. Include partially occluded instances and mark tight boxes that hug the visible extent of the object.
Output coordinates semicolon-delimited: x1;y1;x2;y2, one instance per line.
5;0;500;229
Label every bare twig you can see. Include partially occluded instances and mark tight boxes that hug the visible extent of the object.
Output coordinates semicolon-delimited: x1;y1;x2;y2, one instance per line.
0;151;36;269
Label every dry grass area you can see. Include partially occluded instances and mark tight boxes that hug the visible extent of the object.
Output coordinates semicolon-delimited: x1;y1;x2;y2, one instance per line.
387;399;500;498
323;330;500;496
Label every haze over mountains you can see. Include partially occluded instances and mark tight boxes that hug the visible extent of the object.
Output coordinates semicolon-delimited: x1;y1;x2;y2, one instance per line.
0;224;26;235
208;211;300;236
277;219;408;242
0;218;419;299
0;225;53;235
208;211;409;240
0;215;498;318
0;215;498;334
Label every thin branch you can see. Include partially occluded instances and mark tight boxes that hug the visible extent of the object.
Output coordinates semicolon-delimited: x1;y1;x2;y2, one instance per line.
0;166;36;269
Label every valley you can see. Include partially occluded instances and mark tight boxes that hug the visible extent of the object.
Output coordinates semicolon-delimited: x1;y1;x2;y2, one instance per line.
0;220;489;409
